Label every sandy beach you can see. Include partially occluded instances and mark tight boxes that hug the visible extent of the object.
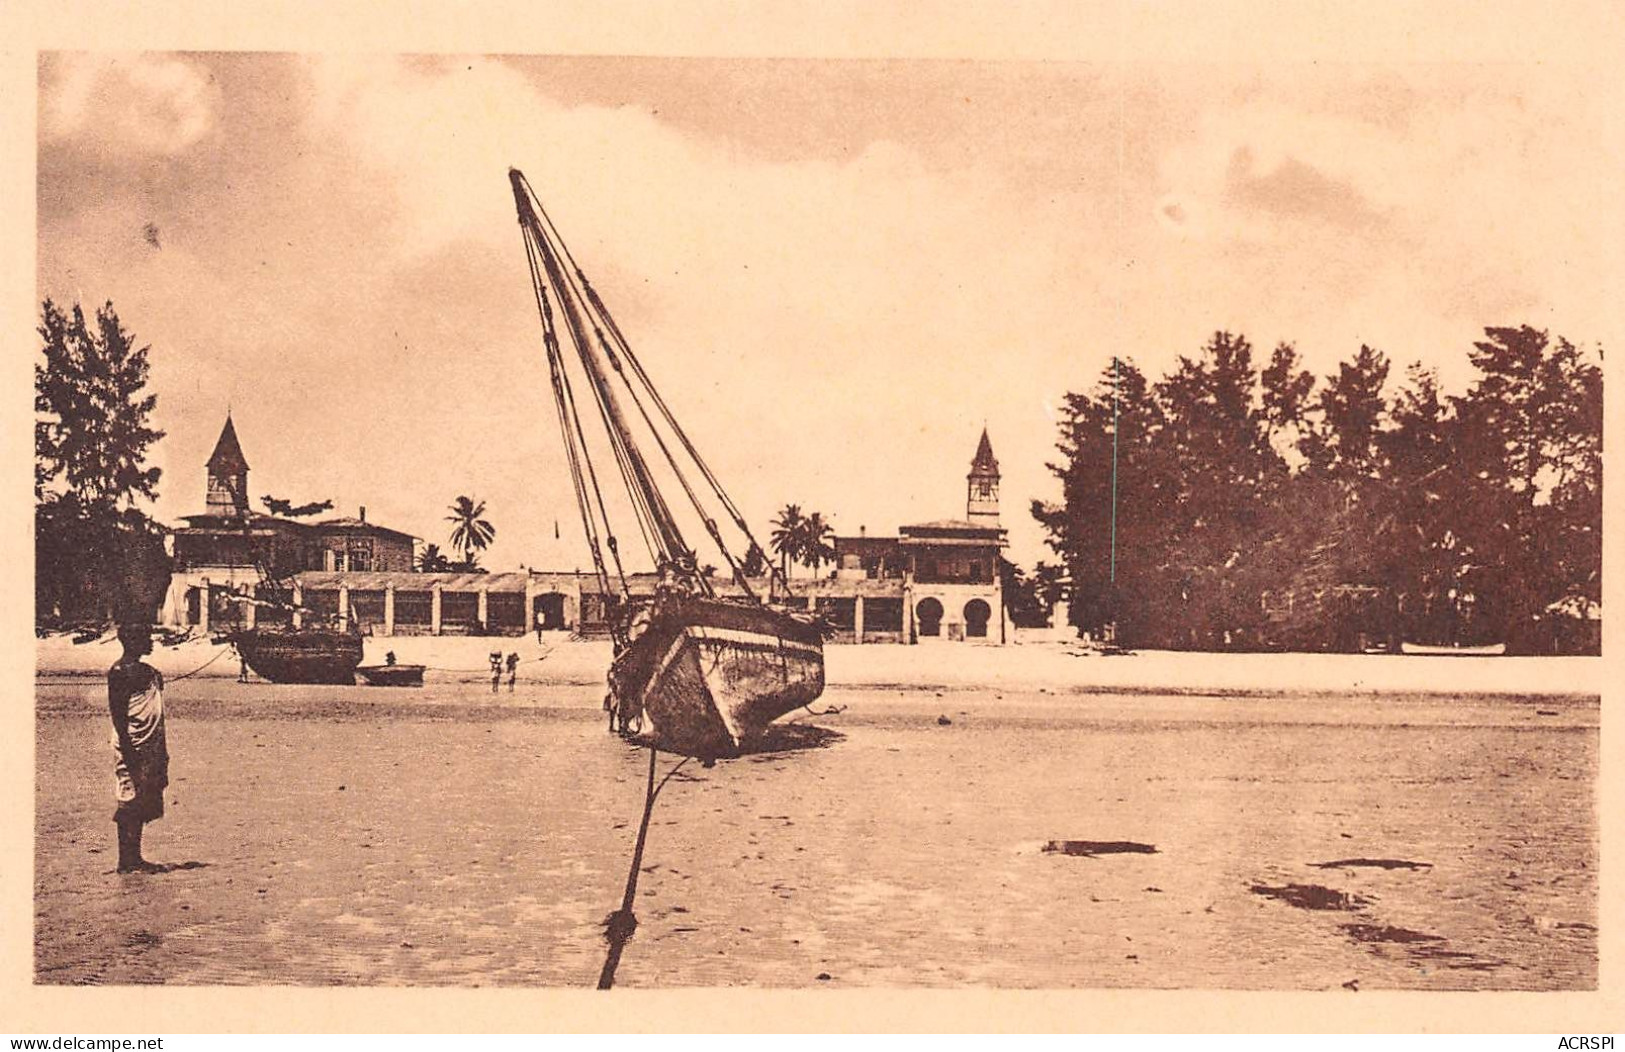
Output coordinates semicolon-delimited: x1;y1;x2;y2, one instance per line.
34;631;1607;697
34;640;1598;989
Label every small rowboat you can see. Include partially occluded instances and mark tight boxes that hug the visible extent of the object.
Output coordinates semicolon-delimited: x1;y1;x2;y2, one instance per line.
1399;641;1507;656
355;663;426;687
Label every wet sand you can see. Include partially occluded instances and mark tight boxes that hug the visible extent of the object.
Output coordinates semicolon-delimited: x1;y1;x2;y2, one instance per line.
35;678;1597;988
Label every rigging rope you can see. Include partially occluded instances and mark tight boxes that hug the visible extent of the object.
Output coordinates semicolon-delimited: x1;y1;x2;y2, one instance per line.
521;172;788;599
524;186;688;564
517;209;632;647
511;169;800;608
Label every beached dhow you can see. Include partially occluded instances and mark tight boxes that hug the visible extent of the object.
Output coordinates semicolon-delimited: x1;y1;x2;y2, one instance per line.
214;574;365;684
226;624;364;684
507;168;826;760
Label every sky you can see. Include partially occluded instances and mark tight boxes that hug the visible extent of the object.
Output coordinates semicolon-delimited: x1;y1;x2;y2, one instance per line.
36;51;1621;570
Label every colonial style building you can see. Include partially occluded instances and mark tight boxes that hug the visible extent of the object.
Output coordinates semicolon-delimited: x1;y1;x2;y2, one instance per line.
818;428;1010;643
164;419;1011;644
162;416;416;631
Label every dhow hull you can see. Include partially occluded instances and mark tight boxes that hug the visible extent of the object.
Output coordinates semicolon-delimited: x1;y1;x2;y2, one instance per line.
610;599;825;759
224;628;364;684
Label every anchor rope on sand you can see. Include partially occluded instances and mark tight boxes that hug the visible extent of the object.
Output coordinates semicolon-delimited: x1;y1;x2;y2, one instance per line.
168;646;233;681
413;647;554;675
597;745;691;990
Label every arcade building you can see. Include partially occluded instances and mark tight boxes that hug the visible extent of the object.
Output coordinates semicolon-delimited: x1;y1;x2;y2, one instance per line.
164;417;1011;644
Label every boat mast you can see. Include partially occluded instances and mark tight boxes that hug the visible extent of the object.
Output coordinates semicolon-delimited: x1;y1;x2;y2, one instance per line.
508;168;789;606
511;172;691;569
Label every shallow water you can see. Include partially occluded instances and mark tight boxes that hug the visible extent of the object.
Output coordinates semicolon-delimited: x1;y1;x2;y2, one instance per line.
35;680;1597;988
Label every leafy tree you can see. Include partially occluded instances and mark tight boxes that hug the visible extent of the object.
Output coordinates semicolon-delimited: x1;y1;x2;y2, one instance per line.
1149;332;1281;648
1451;327;1602;650
1315;344;1391;484
1372;364;1462;644
739;543;769;578
999;557;1055;629
445;495;496;568
417;543;452;573
1038;324;1600;654
35;300;170;626
798;511;837;577
36;300;164;508
1260;342;1317;460
1034;356;1172;641
769;504;805;578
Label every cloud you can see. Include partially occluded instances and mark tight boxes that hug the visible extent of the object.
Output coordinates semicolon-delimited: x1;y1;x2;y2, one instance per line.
299;54;1076;424
287;55;1091;566
1223;147;1386;229
1153;98;1413;246
42;53;219;155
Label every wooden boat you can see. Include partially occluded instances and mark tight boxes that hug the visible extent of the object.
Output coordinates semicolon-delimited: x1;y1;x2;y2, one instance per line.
356;663;426;687
222;627;363;684
611;596;825;759
508;167;826;758
1399;641;1507;656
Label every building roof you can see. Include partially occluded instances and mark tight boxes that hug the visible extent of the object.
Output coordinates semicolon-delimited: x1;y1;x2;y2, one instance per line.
294;570;533;593
176;510;308;531
899;518;1007;548
833;534;902;551
969;427;999;476
900;518;1004;534
207;415;249;472
315;516;418;540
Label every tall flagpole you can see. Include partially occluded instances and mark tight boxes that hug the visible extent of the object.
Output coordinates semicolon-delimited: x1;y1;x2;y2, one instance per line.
1110;356;1119;586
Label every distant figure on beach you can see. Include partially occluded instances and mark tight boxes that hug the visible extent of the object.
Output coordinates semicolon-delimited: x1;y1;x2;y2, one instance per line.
505;652;519;691
384;650;397;666
536;609;545;642
489;651;503;693
109;624;169;874
237;646;249;683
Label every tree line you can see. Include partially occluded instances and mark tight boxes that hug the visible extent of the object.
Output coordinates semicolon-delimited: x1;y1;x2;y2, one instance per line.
1033;327;1602;654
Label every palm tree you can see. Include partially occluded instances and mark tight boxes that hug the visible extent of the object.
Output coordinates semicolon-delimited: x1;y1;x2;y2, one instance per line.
445;496;496;568
770;504;805;579
799;511;837;577
417;543;451;573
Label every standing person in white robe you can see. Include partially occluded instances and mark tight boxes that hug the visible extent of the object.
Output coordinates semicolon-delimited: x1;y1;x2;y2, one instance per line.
109;623;168;874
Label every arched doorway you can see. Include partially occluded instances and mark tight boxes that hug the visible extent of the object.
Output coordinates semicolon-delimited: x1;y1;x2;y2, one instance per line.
916;597;943;637
533;592;568;632
964;598;991;638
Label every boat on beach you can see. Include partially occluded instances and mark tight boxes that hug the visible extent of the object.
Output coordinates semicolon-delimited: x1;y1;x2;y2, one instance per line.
1399;640;1507;656
222;626;364;684
610;596;825;758
507;167;826;759
356;662;426;687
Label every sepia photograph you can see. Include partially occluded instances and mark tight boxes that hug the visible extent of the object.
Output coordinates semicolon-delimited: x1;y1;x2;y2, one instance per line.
10;4;1620;1034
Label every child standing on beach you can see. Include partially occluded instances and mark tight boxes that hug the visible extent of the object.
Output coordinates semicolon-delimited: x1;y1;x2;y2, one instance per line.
109;623;169;874
505;652;519;691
